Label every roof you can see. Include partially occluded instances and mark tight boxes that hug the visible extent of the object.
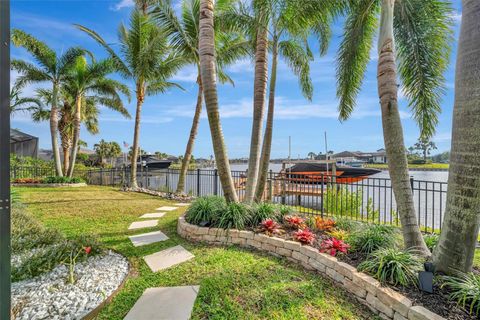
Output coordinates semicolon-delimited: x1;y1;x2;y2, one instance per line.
10;129;38;143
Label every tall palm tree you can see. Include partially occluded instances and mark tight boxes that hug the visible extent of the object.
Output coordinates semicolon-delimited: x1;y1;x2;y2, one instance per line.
336;0;452;255
199;0;239;202
152;0;249;194
433;0;480;274
9;82;41;115
65;56;130;177
11;29;85;176
76;9;185;188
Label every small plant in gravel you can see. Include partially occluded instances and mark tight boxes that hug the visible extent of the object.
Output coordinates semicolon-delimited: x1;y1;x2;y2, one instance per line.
293;229;316;245
441;273;480;316
315;217;336;231
66;246;92;284
284;216;306;230
258;219;283;236
348;224;396;254
320;238;350;256
423;233;439;251
358;248;422;287
185;196;226;226
216;202;249;230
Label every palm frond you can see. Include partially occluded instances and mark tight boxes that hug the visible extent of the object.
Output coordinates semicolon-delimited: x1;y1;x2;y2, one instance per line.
146;81;184;96
11;29;56;72
11;59;51;86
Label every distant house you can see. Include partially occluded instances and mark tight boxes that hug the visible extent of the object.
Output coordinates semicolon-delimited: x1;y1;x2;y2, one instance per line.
332;149;387;164
10;129;38;158
38;147;95;162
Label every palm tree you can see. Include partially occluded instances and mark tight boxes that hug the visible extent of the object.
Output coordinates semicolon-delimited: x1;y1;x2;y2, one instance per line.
77;9;185;188
109;142;122;166
433;0;480;273
152;0;249;195
413;138;437;162
66;56;131;177
11;29;85;176
9;83;41;115
335;0;452;256
199;0;238;202
94;139;111;164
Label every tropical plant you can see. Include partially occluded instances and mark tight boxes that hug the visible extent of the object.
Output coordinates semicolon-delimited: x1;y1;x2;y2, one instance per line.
9;82;41;115
11;29;86;176
94;140;122;166
423;233;439;252
66;56;130;176
197;0;239;202
320;238;350;256
348;224;396;254
152;0;249;195
217;202;250;229
250;202;278;226
432;0;480;274
315;217;336;231
77;9;185;188
284;215;306;230
185;196;226;226
258;219;283;236
335;0;453;256
441;273;480;316
358;248;422;287
293;229;316;245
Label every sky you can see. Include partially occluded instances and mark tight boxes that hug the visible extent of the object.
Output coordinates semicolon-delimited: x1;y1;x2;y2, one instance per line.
10;0;463;159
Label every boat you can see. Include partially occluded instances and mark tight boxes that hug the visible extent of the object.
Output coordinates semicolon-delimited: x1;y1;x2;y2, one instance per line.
127;155;172;170
284;162;381;184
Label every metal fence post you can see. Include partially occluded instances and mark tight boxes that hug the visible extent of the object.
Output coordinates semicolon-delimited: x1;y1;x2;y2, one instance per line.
214;169;218;195
410;176;414;191
320;173;325;218
197;168;201;197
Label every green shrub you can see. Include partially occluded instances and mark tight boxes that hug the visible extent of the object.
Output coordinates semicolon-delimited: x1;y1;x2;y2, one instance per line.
324;186;362;218
423;234;439;251
42;176;85;184
334;217;362;232
250;202;277;226
358;248;422;287
185;196;226;226
276;204;293;219
348;224;396;254
441;273;480;316
216;202;250;230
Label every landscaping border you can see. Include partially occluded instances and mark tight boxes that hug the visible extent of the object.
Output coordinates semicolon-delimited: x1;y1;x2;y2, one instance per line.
12;183;87;188
177;216;445;320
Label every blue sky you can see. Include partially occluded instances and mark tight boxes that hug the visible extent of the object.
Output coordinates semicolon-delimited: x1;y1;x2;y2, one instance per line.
10;0;462;158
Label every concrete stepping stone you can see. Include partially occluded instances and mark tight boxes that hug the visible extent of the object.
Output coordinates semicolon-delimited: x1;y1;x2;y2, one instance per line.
155;206;178;211
129;231;169;247
140;212;165;219
128;220;158;230
124;286;199;320
144;245;194;272
174;203;190;207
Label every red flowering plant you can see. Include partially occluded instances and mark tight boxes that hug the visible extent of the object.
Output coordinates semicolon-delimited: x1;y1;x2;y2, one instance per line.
319;237;350;257
293;229;316;245
66;246;93;284
258;219;283;236
284;216;306;230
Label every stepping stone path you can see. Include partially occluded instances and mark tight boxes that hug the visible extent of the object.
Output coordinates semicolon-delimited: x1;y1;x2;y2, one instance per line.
124;286;199;320
140;212;165;219
144;245;194;272
125;203;198;319
129;231;169;247
128;220;158;230
155;206;178;211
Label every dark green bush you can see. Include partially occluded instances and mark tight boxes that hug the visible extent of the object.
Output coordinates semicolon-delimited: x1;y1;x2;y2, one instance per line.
42;176;85;184
441;273;480;316
348;224;396;254
185;196;226;226
358;248;422;287
216;202;250;230
249;202;277;227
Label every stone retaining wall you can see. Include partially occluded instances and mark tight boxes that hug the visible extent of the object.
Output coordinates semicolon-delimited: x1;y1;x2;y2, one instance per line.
12;183;87;188
177;216;445;320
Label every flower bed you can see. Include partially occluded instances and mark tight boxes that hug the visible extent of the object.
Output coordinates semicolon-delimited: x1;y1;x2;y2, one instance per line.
12;176;87;187
178;216;446;320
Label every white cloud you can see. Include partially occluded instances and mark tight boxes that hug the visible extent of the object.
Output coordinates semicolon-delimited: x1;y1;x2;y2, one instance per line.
99;115;174;124
111;0;135;11
226;58;254;74
449;11;462;23
172;66;198;82
433;132;452;143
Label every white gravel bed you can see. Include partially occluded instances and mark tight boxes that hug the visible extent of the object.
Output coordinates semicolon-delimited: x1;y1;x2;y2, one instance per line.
12;251;129;320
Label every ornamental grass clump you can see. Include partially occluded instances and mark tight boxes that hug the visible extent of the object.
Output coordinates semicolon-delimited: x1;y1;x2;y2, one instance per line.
250;202;278;227
293;229;316;245
185;196;226;226
441;273;480;316
348;224;396;254
423;233;439;251
357;248;422;287
216;202;250;230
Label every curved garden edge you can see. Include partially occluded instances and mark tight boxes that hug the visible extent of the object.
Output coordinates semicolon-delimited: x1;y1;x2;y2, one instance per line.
177;216;444;320
12;182;87;188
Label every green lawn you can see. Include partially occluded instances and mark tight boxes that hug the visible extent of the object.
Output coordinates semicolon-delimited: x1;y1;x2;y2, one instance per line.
16;186;376;320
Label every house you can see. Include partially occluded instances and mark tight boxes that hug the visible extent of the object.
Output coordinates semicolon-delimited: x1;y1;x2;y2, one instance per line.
10;129;38;158
332;149;387;164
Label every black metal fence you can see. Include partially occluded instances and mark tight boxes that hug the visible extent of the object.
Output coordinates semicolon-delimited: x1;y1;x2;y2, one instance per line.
10;166;448;233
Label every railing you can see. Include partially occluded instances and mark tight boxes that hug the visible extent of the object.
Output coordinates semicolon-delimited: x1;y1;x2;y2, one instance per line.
9;166;447;233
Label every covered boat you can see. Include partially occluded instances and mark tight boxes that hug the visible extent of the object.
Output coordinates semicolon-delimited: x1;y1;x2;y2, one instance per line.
127;155;172;170
284;162;380;184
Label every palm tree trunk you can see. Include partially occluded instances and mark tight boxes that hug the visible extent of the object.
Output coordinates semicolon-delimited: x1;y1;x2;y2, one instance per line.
199;0;238;202
255;37;278;202
130;87;144;189
50;83;63;176
62;146;70;176
377;0;429;256
433;0;480;273
67;96;82;177
176;76;203;194
244;21;269;203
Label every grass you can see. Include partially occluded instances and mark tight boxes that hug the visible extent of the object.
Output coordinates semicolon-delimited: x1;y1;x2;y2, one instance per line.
16;185;377;320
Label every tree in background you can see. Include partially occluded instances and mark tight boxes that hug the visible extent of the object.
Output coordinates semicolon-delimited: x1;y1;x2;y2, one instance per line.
307;152;317;160
413;137;437;161
154;151;169;159
335;0;452;256
433;0;480;273
11;29;85;176
77;8;185;188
